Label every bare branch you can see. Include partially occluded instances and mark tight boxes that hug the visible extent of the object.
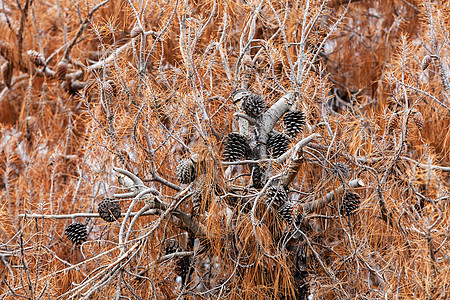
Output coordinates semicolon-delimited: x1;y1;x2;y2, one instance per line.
302;178;365;213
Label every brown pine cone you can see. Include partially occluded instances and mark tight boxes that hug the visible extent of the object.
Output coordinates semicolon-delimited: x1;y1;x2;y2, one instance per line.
55;59;68;80
27;50;46;67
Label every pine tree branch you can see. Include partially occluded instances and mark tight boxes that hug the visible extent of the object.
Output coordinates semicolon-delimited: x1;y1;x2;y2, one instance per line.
282;155;305;187
144;174;182;191
144;196;204;237
18;211;161;219
259;92;296;158
113;167;160;198
157;251;193;263
234;112;257;124
275;133;320;164
87;41;133;71
302;178;365;213
390;75;450;112
62;0;110;61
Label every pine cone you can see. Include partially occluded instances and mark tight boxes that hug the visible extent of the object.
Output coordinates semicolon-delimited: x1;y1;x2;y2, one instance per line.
70;80;86;93
341;192;361;216
278;202;294;223
164;239;181;255
101;81;115;103
387;113;400;132
283;110;306;137
332;162;351;180
163;239;190;282
176;255;191;283
27;50;46;67
250;164;265;189
421;55;432;70
98;198;121;222
226;195;241;209
266;185;288;208
267;132;290;158
296;244;308;274
412;110;424;131
65;223;88;245
0;41;11;60
242;93;265;117
55;59;68;80
191;190;202;215
223;132;250;162
176;158;196;184
191;174;206;214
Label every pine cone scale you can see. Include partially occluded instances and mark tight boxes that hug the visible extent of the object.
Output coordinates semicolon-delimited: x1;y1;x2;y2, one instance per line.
65;223;88;245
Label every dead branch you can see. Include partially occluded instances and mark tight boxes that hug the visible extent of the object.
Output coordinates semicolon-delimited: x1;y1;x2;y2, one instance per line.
62;0;110;61
302;178;365;213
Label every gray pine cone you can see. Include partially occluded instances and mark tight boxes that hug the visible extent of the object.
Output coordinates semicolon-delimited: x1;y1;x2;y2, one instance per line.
164;239;181;255
266;185;288;208
223;132;250;162
283;110;306;137
98;198;121;222
250;164;265;189
341;192;361;216
55;59;68;80
242;93;265;117
267;132;290;158
65;223;88;245
278;202;294;223
176;158;196;184
191;174;205;214
27;50;46;67
421;55;432;70
163;239;190;282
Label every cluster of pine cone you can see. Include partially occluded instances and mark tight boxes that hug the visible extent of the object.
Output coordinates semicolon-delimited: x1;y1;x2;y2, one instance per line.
223;91;305;183
221;91;307;223
64;197;122;246
266;185;295;223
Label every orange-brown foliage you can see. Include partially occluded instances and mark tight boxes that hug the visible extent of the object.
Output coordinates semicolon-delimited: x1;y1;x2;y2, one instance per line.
0;0;449;299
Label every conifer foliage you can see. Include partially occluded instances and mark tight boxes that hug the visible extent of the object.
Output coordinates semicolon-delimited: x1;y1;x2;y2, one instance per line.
0;0;449;299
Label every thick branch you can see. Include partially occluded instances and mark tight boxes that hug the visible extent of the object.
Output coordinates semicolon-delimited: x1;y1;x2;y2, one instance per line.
157;251;193;263
144;174;182;191
113;167;161;198
87;41;132;72
232;90;252;138
282;155;305;187
275;133;320;164
145;197;204;237
261;92;296;133
356;156;450;172
302;178;365;213
259;92;296;158
18;211;160;219
17;0;33;68
234;112;257;125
